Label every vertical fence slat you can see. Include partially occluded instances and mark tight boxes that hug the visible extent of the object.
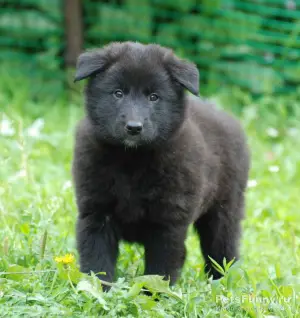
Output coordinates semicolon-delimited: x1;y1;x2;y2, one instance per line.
63;0;83;67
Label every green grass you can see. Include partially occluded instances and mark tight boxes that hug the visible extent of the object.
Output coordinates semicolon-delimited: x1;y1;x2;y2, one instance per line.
0;83;300;317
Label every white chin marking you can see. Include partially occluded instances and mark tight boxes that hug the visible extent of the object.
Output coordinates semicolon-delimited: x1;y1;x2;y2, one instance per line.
124;140;137;147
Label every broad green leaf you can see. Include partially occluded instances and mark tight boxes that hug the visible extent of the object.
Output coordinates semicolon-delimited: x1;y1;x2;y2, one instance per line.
6;264;28;281
77;280;109;310
134;295;157;310
127;282;144;298
133;275;182;301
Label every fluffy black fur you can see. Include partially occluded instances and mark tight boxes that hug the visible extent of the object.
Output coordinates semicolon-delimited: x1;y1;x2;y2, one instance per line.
72;41;250;288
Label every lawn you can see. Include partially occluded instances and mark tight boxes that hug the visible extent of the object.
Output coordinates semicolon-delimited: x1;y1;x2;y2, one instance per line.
0;82;299;317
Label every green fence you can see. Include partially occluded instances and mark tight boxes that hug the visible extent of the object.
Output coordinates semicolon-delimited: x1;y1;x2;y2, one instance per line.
1;0;300;96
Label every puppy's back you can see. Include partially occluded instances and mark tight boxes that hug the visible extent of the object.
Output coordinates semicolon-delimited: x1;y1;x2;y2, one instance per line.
186;96;250;194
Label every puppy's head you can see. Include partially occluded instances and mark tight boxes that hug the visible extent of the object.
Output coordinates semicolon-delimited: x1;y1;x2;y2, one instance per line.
74;42;199;148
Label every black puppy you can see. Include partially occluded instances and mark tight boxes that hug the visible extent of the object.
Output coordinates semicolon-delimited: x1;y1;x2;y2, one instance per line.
72;42;250;288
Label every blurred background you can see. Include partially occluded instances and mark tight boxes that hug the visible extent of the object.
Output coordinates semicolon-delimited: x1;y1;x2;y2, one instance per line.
1;1;300;316
1;0;300;99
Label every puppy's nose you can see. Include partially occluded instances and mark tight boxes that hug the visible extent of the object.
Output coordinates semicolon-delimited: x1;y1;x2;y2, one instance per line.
125;121;143;135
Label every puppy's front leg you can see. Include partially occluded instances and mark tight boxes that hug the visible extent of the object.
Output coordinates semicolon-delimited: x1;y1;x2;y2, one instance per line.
76;215;119;286
143;225;187;285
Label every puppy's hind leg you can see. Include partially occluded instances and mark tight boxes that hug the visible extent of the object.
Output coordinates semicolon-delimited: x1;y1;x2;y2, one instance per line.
194;196;245;279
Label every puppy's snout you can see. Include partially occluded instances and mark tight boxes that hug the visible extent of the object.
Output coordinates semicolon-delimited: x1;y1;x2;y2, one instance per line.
125;121;143;135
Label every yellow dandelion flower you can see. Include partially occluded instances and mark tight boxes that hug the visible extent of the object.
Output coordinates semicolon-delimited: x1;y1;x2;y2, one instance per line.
54;253;75;264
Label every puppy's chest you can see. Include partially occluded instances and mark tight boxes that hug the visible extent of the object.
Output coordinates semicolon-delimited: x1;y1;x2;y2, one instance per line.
109;165;162;223
103;159;198;224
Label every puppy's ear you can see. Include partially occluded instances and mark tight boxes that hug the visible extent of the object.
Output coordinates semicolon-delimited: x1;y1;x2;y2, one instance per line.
74;49;109;82
165;53;199;96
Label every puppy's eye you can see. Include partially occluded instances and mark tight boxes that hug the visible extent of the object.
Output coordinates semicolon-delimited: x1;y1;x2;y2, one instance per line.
114;89;123;99
149;93;159;102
